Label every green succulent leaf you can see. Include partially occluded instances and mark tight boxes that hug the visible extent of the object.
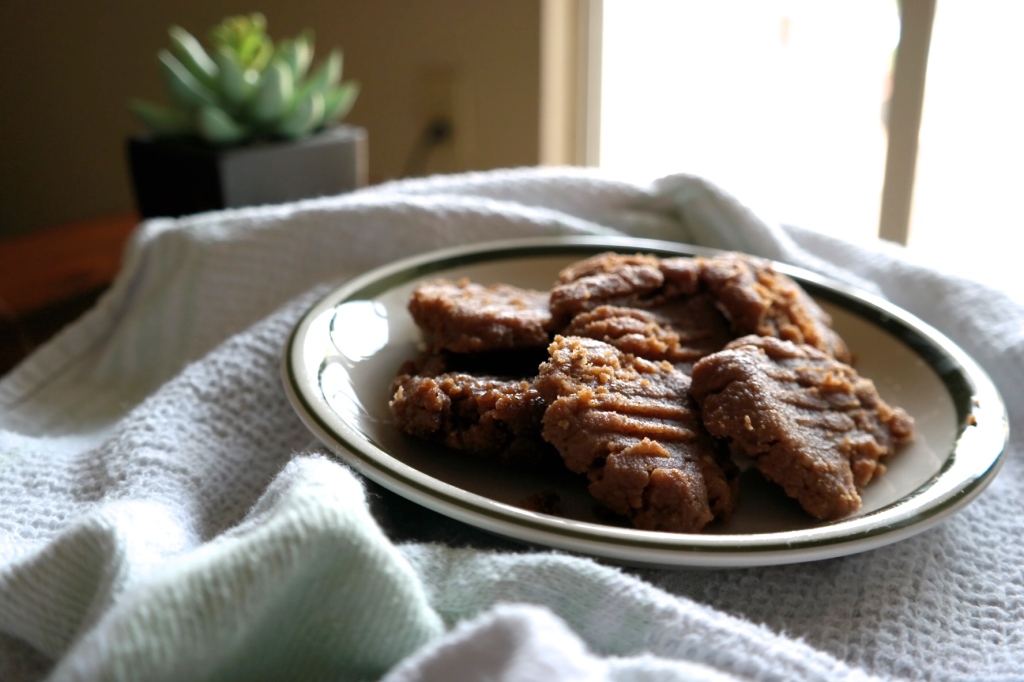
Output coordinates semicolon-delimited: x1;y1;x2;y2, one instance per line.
299;49;342;100
278;32;314;83
211;13;263;50
128;99;194;136
251;59;294;124
133;14;354;144
277;91;325;139
322;82;359;124
245;34;275;72
214;47;258;108
197;106;248;144
168;26;218;89
159;50;218;110
210;13;273;71
295;30;314;78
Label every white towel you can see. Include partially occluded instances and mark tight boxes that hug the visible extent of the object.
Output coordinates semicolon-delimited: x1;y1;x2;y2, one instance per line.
1;167;1020;681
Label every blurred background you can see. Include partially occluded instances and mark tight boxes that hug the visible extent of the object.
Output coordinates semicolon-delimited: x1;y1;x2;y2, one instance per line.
1;0;1022;369
0;0;548;236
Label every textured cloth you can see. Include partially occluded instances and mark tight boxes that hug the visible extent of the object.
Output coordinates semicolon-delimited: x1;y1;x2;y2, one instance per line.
0;167;1021;681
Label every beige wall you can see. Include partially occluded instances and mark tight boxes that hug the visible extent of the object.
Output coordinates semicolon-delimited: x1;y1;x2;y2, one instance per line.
0;1;543;238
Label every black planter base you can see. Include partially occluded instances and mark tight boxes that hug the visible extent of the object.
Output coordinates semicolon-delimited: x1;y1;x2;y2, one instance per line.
127;125;367;219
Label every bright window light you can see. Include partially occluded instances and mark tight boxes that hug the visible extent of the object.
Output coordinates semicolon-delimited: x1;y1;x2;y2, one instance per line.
599;0;899;243
907;1;1024;295
598;1;1024;299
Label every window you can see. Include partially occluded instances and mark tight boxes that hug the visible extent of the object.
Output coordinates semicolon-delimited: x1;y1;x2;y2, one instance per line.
590;0;1024;297
907;0;1024;294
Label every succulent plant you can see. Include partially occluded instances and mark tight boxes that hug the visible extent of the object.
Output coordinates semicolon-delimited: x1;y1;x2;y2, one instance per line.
129;13;359;145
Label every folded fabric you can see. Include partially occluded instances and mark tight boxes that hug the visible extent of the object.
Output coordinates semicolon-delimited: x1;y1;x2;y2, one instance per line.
0;167;1020;681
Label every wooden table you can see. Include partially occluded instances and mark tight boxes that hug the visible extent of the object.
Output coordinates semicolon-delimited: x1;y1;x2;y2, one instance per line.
0;213;139;373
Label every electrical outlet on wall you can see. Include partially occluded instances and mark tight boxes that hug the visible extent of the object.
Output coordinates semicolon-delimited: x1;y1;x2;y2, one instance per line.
417;66;477;174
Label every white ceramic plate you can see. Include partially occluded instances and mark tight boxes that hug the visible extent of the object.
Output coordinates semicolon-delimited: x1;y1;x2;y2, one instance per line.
282;236;1008;568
